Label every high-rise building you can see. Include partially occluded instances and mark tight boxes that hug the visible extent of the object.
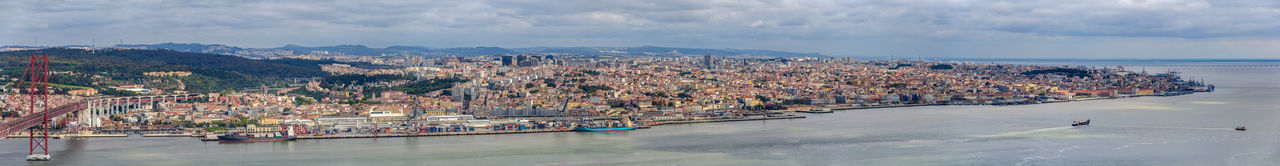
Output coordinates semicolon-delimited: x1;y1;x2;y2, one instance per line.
409;57;424;67
515;54;544;67
703;55;713;69
501;55;515;66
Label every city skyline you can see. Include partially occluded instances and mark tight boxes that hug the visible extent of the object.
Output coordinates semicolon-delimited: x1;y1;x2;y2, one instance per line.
3;0;1277;59
2;0;1278;165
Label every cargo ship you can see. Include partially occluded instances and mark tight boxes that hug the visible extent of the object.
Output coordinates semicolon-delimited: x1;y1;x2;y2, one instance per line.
218;126;297;142
217;132;296;142
573;126;637;132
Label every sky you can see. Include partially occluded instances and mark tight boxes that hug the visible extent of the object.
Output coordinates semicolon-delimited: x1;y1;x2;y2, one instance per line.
1;0;1278;59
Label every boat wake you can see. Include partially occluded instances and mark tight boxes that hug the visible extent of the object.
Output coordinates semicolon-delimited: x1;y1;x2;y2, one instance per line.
1100;124;1235;131
977;126;1075;138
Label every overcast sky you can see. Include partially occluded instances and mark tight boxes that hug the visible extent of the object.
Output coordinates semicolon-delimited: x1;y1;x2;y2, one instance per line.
2;0;1277;58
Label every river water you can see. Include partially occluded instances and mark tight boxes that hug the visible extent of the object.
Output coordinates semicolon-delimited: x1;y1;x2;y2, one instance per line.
3;61;1279;166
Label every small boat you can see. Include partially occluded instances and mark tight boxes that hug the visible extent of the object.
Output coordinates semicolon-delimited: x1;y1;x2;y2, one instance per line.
1071;119;1091;126
1235;126;1247;131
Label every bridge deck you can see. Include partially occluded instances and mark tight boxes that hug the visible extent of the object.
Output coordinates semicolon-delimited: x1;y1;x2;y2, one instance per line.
0;94;198;140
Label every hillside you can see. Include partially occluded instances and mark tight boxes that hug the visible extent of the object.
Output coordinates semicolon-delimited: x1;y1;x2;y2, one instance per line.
0;48;328;77
0;48;369;93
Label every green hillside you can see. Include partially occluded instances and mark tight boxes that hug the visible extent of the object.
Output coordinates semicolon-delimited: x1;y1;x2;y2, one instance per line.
0;48;369;93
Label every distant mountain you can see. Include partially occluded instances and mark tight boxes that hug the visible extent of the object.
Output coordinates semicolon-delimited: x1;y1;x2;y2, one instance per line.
384;46;433;53
116;43;286;58
620;46;822;58
437;47;520;56
0;46;42;49
0;48;330;78
5;43;825;58
524;46;824;58
279;44;399;56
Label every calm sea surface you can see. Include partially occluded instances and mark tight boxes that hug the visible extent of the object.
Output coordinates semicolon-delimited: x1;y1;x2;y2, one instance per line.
3;61;1279;166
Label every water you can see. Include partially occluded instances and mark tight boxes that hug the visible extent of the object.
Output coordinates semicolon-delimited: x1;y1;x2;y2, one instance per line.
3;61;1279;166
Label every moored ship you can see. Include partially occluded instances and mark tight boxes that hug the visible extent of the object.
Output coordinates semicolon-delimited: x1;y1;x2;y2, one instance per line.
574;118;638;132
218;126;298;142
217;132;296;142
573;126;637;132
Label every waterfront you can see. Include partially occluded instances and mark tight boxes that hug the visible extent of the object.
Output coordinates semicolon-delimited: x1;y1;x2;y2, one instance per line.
2;61;1278;165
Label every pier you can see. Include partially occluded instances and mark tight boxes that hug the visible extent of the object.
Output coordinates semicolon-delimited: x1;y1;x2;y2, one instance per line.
65;134;128;138
653;115;807;126
296;129;573;140
816;104;932;111
141;133;190;137
795;109;834;114
6;134;63;139
193;115;808;141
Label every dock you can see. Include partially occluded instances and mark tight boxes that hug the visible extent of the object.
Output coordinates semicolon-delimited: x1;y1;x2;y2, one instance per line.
199;134;219;141
65;134;128;138
296;129;573;140
7;134;64;139
653;115;806;126
795;109;833;114
195;115;804;141
819;104;933;111
142;133;190;137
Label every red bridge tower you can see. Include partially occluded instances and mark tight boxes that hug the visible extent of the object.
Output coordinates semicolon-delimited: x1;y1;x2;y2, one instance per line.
20;53;52;161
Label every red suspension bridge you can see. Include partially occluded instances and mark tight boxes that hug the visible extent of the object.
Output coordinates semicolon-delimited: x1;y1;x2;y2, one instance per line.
0;54;199;161
0;95;199;140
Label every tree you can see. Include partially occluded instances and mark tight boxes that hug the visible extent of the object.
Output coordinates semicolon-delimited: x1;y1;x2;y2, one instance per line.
577;85;613;93
543;79;557;88
205;126;227;132
294;97;315;105
219;89;237;96
98;88;139;96
390;77;466;95
755;95;770;102
578;70;601;76
288;88;329;99
643;92;669;98
782;99;810;105
0;48;346;93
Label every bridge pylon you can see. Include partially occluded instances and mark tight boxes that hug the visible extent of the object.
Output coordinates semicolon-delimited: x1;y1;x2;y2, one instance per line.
19;53;52;161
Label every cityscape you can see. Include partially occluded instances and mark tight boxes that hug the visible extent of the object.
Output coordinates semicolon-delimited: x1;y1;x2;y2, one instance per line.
1;0;1277;165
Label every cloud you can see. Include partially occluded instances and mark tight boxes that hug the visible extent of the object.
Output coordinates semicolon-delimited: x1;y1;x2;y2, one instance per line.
1;0;1277;58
